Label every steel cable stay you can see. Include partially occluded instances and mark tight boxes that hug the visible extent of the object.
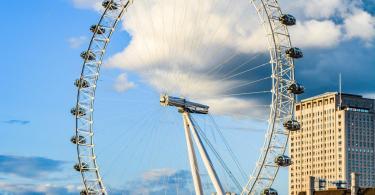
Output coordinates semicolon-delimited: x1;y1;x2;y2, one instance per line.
181;0;238;98
98;106;161;180
220;53;267;79
200;1;255;77
121;110;182;194
190;116;243;192
219;62;270;82
225;76;272;92
207;114;249;182
197;0;237;67
204;90;271;99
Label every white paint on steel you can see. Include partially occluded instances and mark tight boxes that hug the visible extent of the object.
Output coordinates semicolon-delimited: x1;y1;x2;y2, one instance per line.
185;112;225;195
182;112;204;195
73;0;297;194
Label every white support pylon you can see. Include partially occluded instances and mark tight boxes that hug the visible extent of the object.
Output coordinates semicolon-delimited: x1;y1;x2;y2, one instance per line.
185;112;225;195
182;112;203;195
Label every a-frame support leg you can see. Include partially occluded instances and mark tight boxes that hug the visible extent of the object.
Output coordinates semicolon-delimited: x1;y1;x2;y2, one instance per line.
182;112;203;195
183;112;225;195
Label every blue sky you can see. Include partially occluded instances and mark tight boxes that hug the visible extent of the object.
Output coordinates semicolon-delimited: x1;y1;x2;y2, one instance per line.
0;0;374;194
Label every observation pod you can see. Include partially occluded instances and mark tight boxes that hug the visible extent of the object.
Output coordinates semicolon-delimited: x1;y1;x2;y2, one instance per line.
261;188;278;195
71;135;87;144
74;162;89;172
102;0;119;10
75;78;90;88
90;25;106;35
288;83;304;95
283;120;301;131
80;188;98;195
274;155;292;167
71;107;86;117
80;51;96;61
286;47;303;59
279;14;296;26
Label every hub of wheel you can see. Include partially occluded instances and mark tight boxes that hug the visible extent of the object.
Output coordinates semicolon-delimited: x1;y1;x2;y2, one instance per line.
159;95;209;114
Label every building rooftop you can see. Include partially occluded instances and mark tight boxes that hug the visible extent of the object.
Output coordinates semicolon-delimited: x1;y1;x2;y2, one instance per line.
299;92;365;103
300;92;337;102
312;188;375;195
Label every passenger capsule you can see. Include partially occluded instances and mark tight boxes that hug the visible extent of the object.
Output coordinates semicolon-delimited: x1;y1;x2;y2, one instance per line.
274;155;292;167
287;83;304;95
90;25;106;35
71;107;86;117
71;135;87;144
102;0;119;10
74;162;89;172
279;14;296;26
286;47;303;59
75;78;90;88
80;188;96;195
80;190;88;195
80;50;96;61
261;188;278;195
283;120;300;131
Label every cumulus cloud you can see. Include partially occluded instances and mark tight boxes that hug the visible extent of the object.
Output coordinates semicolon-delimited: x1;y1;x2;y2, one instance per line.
344;10;375;42
117;169;193;195
67;36;87;48
74;0;375;115
363;93;375;99
286;0;375;47
71;0;102;10
0;168;192;195
0;155;65;178
105;0;273;117
114;73;136;92
0;182;79;195
294;39;375;97
290;20;342;48
301;0;347;19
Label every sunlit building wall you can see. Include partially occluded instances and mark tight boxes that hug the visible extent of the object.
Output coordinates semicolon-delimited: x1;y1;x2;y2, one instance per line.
289;92;375;195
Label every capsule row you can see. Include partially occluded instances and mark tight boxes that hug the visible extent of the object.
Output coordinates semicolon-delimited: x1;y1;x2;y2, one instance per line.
279;14;304;60
232;13;300;195
259;155;293;195
80;3;111;62
284;82;304;131
75;1;118;194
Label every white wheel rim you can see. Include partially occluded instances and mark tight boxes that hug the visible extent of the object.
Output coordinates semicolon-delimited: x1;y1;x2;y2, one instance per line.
72;0;298;194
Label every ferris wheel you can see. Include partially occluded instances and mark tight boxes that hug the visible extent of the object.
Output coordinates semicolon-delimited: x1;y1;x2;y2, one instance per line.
71;0;305;194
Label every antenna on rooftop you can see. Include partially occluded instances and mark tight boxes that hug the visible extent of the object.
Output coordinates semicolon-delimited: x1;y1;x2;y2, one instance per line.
339;73;342;109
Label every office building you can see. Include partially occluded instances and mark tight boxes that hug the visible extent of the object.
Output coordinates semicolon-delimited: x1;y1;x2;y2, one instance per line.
289;92;375;195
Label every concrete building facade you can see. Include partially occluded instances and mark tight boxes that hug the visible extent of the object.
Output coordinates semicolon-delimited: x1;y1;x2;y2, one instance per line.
289;92;375;195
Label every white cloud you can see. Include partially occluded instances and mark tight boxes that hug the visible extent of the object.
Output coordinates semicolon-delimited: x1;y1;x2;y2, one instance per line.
203;97;268;117
77;0;375;116
290;20;342;48
0;182;80;194
114;73;135;93
67;36;87;49
142;168;176;181
344;10;375;41
104;169;193;195
362;93;375;99
302;0;345;19
105;0;270;117
72;0;102;10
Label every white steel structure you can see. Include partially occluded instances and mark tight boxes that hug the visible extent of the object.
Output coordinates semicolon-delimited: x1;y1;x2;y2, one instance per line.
71;0;303;194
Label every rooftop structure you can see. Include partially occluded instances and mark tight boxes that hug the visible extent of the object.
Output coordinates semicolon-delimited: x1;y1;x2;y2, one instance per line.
289;92;375;195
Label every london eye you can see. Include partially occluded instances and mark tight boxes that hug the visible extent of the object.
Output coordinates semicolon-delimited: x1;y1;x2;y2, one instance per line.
71;0;304;194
